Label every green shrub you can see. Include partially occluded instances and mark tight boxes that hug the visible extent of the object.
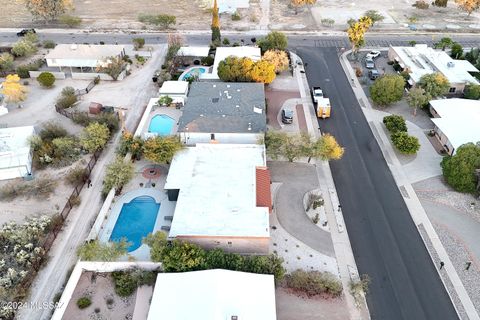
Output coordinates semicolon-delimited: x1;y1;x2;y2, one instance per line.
464;84;480;100
138;14;176;29
201;56;214;66
285;270;343;297
42;40;56;49
96;112;120;133
76;297;91;309
133;37;145;50
383;115;407;133
258;31;288;53
434;0;448;7
369;74;405;106
16;60;43;79
102;157;134;196
231;11;241;21
111;271;137;297
364;10;385;24
39;122;68;141
391;132;420;154
37;72;55;87
222;38;230;45
320;18;335;27
11;39;37;57
59;15;82;28
441;143;480;193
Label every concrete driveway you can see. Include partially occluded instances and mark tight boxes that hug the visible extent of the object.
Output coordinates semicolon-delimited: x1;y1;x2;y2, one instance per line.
269;161;335;257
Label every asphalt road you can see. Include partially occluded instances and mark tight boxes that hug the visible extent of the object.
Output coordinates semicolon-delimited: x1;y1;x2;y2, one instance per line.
1;31;480;49
296;46;459;320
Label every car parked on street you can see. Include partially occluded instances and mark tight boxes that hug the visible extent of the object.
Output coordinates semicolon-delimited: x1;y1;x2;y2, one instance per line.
281;109;294;124
365;58;375;69
366;50;381;60
368;69;380;80
17;28;36;37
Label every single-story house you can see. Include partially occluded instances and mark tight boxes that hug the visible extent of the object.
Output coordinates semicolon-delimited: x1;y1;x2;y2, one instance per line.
176;46;210;66
45;44;126;73
388;44;479;94
429;98;480;155
147;269;277;320
204;46;261;80
158;80;189;105
164;143;272;254
0;126;34;180
178;82;266;145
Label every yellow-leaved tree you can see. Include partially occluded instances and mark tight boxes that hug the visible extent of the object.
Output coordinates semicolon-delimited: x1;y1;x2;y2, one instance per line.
347;16;373;56
262;50;289;73
18;0;74;22
250;60;276;84
290;0;317;14
455;0;480;15
1;74;27;105
313;134;345;161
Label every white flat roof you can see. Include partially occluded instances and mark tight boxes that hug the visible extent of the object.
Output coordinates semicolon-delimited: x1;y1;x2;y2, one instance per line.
0;126;34;170
165;143;269;238
212;46;262;79
390;45;479;84
177;46;210;57
158;80;189;95
430;98;480;153
45;44;125;61
147;269;276;320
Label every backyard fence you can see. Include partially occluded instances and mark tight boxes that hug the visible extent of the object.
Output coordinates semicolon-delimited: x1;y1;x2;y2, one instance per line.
19;148;103;290
74;75;100;96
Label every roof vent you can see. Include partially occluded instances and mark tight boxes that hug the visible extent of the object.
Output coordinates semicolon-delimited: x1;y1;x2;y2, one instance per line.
237;89;241;92
231;316;238;320
253;107;262;114
248;123;252;131
227;84;231;88
213;84;216;88
70;44;78;51
447;61;455;68
235;105;240;108
212;97;219;103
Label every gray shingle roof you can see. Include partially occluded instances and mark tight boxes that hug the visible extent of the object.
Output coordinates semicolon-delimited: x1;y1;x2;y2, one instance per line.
178;82;266;133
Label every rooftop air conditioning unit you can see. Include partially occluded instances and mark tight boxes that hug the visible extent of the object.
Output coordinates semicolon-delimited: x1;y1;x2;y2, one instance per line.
447;61;455;68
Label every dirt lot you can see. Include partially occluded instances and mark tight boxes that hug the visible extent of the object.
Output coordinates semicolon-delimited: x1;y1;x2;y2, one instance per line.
0;0;260;30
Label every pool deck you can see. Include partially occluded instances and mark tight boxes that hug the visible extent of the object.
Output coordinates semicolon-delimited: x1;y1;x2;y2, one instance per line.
179;66;212;81
142;107;182;140
99;187;176;261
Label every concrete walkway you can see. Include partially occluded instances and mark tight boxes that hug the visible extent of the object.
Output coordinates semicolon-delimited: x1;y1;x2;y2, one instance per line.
259;0;270;30
340;50;480;320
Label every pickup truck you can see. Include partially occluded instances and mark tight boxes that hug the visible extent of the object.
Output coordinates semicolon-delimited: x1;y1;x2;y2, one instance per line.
311;86;324;104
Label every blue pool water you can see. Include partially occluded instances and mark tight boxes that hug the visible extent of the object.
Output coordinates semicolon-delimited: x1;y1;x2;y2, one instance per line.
148;114;175;135
179;67;208;81
109;196;160;252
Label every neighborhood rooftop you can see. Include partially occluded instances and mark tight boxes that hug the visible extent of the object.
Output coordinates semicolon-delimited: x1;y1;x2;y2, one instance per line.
0;126;34;180
430;98;480;153
177;82;266;133
165;143;270;238
45;44;125;62
177;46;210;57
147;269;276;320
389;44;479;84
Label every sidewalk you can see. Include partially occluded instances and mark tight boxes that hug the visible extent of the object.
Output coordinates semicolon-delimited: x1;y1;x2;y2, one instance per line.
339;50;480;320
290;51;370;320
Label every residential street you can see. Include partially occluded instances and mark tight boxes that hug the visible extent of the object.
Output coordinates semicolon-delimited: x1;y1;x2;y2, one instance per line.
296;46;459;320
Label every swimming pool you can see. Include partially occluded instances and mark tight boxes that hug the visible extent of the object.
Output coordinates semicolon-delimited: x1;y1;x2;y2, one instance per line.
109;196;160;252
148;114;175;136
179;66;209;81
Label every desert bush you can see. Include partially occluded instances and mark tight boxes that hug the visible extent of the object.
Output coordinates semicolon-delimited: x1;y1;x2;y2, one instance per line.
102;157;134;196
383;115;407;133
285;269;343;297
80;122;110;153
0;175;57;200
364;10;385;24
16;60;44;79
66;165;88;186
56;86;77;109
132;38;145;50
231;11;241;20
434;0;448;6
111;272;137;297
59;15;82;27
413;0;429;9
138;14;176;29
11;39;37;57
42;40;56;49
321;18;335;27
37;72;55;88
76;297;91;309
391;132;420;154
117;132;144;159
